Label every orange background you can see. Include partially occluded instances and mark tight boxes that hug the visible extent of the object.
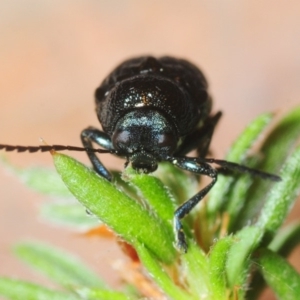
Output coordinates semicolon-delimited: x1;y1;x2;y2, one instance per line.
0;1;300;299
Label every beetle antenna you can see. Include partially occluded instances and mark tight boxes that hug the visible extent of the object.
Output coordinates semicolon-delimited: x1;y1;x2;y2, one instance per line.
204;158;281;182
0;144;114;154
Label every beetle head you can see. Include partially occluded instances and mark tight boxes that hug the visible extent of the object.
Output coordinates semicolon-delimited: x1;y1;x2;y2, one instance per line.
112;108;178;173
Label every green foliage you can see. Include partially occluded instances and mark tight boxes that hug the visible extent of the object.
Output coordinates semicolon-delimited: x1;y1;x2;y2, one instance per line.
0;278;81;300
14;242;107;289
257;249;300;299
1;107;300;299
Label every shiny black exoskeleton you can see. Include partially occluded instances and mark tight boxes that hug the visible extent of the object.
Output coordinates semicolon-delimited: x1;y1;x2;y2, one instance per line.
79;56;280;252
81;56;222;252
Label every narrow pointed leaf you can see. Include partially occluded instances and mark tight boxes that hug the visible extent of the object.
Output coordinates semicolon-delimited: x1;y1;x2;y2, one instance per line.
239;107;300;224
257;145;300;245
41;200;100;230
209;237;234;299
226;145;300;277
181;242;211;298
124;167;175;225
257;249;300;299
0;158;72;197
15;242;106;290
53;153;176;263
76;287;130;300
269;221;300;257
248;222;300;299
0;278;80;300
226;174;253;231
226;226;262;287
207;113;273;222
135;243;192;300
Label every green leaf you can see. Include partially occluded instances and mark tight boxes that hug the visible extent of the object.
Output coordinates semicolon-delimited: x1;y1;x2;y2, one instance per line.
256;145;300;245
207;113;273;226
0;158;72;197
76;287;130;300
226;145;300;291
257;248;300;299
269;221;300;257
124;167;175;225
52;153;176;263
110;170;138;199
208;237;234;299
239;107;300;225
0;278;80;300
15;242;106;290
226;173;253;232
226;226;262;287
181;242;211;298
259;107;300;174
135;243;192;300
41;200;100;230
248;222;300;300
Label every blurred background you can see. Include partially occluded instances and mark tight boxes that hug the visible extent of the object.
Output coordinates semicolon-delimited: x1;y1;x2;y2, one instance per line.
0;1;299;299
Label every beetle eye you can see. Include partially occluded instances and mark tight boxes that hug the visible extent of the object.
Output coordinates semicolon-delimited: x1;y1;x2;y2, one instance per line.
157;133;176;151
112;130;131;151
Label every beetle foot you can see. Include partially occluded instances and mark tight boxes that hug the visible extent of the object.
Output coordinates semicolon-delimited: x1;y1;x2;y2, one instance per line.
176;229;188;253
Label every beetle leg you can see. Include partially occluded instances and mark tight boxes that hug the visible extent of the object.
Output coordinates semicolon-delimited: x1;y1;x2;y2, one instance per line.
81;127;113;181
170;157;218;252
175;111;222;157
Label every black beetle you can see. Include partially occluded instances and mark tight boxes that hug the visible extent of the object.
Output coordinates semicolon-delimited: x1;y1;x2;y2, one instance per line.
0;56;281;252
